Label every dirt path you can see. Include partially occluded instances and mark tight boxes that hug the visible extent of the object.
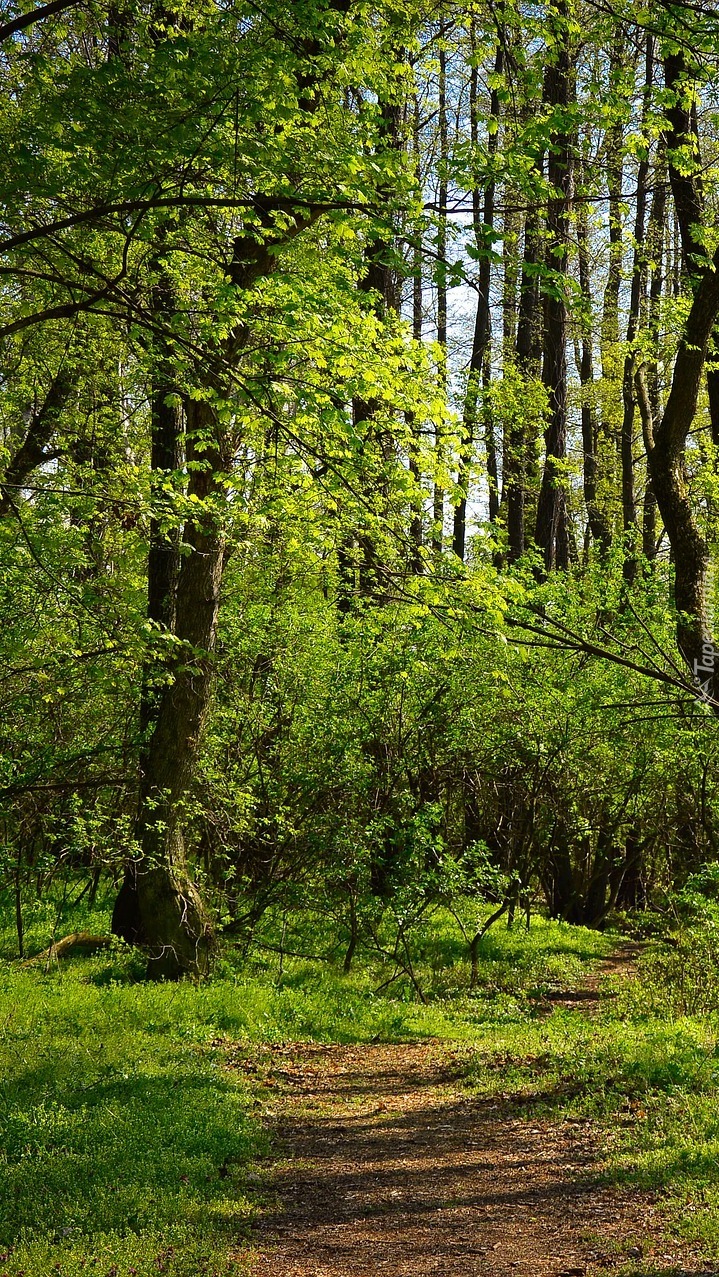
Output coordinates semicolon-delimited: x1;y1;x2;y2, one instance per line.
530;942;645;1015
236;952;711;1277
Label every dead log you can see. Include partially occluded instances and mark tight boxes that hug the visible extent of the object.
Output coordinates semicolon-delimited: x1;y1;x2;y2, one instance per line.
23;932;114;965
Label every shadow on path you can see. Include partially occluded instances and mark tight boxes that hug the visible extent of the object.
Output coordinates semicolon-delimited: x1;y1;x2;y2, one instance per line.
236;1039;713;1277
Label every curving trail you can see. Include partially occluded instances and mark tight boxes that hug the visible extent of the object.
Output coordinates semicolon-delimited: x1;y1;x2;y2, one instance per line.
236;953;710;1277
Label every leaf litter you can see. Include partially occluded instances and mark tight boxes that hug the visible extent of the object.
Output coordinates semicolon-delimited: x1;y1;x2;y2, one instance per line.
230;953;716;1277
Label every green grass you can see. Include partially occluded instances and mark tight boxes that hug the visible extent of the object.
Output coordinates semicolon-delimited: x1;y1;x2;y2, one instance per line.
0;890;615;1277
241;897;615;1012
5;886;719;1273
459;969;719;1264
0;968;266;1277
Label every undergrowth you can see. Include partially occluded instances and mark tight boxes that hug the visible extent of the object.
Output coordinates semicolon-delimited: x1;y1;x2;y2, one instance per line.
4;885;719;1273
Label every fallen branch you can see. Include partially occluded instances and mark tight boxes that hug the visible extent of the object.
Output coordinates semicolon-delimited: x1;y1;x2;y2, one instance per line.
23;931;114;965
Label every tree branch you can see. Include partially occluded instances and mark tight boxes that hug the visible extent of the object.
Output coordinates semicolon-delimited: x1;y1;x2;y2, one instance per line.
0;0;80;43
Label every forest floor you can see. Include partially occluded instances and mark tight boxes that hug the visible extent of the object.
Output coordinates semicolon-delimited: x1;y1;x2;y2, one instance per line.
238;948;715;1277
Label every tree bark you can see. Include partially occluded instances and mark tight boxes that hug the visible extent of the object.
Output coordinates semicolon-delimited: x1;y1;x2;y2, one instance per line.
453;32;502;560
0;370;73;516
620;35;653;584
407;87;424;574
636;50;719;700
576;185;611;554
640;146;666;565
432;25;448;554
535;0;573;572
113;229;321;977
505;195;542;563
113;396;224;977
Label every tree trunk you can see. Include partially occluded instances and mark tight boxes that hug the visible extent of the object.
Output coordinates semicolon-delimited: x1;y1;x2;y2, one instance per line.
453;32;502;559
432;27;448;554
113;397;224;977
349;90;405;601
111;4;352;976
0;369;74;517
620;35;653;585
576;186;611;554
535;0;573;573
505;196;542;563
641;146;667;566
600;41;626;469
636;51;719;701
407;86;424;574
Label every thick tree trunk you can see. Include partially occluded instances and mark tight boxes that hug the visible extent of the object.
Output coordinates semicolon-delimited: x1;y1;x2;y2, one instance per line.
642;475;657;562
113;397;224;977
644;317;719;677
142;262;183;711
707;366;719;447
146;383;182;631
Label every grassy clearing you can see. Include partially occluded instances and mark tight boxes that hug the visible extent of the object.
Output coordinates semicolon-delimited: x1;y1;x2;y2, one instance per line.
4;889;719;1272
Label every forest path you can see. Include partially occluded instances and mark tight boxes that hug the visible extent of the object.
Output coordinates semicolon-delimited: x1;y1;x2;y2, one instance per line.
239;949;708;1277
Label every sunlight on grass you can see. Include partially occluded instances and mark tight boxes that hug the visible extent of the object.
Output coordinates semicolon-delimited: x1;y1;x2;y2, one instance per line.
5;894;719;1269
0;970;263;1277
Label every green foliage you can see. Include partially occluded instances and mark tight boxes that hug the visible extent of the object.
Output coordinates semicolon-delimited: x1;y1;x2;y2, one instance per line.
11;904;719;1268
3;0;719;965
6;0;719;1260
0;893;617;1276
190;545;718;950
0;966;264;1277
